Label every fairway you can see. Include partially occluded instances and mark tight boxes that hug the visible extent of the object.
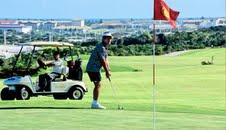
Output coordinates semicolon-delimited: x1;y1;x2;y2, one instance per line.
0;48;225;130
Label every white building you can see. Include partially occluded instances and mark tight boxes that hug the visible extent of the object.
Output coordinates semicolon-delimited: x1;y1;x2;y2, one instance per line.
0;24;32;33
40;21;57;30
216;18;226;26
199;20;215;28
19;21;40;30
0;20;32;33
56;19;85;29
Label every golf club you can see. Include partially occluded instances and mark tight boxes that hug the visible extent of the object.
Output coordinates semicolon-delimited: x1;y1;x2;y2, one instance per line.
108;77;124;110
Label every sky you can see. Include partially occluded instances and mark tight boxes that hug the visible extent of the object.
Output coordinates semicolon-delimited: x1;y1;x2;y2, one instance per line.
0;0;225;19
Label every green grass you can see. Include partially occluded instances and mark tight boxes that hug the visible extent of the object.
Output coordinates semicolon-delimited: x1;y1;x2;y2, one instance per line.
0;48;225;130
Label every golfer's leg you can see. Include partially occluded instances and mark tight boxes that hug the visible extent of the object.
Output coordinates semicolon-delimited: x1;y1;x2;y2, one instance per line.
91;81;106;109
93;81;101;101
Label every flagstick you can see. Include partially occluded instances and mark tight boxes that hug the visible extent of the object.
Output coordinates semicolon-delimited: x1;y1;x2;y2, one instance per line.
225;1;226;130
152;22;156;130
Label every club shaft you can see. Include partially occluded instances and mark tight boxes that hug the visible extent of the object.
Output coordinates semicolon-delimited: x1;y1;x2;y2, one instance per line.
109;79;123;108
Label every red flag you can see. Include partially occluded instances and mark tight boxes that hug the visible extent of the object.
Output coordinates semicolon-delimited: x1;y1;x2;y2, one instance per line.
154;0;180;28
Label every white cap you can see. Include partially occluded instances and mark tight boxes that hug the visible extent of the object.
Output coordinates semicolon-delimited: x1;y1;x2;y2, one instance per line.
102;32;113;38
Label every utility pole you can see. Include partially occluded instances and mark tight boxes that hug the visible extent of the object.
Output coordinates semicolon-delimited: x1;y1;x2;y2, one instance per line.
49;31;53;42
29;32;32;42
3;30;6;45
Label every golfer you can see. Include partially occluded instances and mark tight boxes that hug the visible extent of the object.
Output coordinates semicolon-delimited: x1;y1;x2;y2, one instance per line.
86;32;112;109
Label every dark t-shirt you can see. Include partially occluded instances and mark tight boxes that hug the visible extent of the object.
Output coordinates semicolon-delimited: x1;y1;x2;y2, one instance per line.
86;43;108;72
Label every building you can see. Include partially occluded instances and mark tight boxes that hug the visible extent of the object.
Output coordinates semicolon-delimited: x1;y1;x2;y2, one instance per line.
0;19;32;33
19;21;40;30
56;19;85;29
199;20;215;28
182;19;203;26
0;20;18;25
0;25;32;33
130;19;152;29
0;24;32;33
39;21;57;30
216;18;226;26
91;19;126;29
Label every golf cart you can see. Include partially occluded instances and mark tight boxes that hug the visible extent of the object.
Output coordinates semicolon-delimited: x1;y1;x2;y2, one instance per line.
0;42;88;101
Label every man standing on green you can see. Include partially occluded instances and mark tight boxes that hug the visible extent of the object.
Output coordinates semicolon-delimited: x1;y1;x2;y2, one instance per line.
86;32;112;109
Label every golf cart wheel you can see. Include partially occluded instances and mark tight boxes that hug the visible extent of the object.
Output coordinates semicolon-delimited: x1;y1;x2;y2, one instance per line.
68;87;84;100
16;87;30;100
1;88;15;100
53;94;68;100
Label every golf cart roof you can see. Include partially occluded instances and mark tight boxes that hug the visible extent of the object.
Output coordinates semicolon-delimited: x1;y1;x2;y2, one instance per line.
18;42;74;47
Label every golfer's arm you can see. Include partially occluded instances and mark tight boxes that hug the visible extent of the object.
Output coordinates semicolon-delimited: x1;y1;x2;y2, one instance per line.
101;59;110;73
106;58;110;71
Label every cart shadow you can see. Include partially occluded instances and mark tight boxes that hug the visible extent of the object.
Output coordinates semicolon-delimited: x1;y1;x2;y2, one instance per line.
0;107;91;110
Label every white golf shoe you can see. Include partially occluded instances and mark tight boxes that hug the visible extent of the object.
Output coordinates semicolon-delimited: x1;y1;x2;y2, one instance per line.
91;102;106;109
